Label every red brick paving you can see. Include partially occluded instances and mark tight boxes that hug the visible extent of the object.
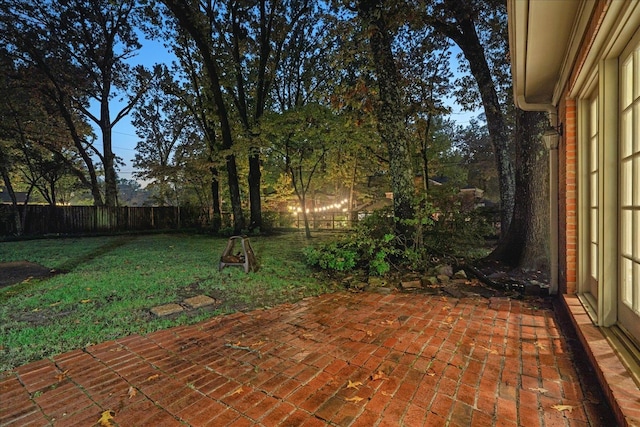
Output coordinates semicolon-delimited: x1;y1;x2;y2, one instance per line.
0;292;615;426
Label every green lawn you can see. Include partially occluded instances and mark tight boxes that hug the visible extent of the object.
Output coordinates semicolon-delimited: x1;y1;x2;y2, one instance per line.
0;232;339;371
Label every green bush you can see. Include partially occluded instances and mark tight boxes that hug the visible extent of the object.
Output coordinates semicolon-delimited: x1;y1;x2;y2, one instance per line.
303;243;357;272
304;192;491;277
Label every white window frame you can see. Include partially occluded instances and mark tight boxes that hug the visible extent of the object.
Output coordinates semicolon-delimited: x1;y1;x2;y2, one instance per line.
574;3;640;338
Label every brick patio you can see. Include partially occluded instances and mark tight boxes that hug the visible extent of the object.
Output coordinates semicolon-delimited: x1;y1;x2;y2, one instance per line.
1;291;614;426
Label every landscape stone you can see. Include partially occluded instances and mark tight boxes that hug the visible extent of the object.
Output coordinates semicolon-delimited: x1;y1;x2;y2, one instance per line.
150;303;184;316
401;280;421;289
437;274;450;283
184;294;217;309
437;264;454;277
453;270;467;279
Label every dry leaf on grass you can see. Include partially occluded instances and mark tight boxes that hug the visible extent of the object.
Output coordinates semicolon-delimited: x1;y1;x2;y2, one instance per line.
346;380;362;390
345;396;364;403
97;410;116;427
551;404;574;412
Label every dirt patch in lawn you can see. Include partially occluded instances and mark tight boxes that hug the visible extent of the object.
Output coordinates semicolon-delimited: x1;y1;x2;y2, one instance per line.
0;261;57;288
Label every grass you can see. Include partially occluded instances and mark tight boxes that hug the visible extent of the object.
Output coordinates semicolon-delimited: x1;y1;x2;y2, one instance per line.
0;232;340;371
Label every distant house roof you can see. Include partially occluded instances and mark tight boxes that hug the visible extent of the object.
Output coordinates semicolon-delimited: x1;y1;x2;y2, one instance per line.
0;191;29;204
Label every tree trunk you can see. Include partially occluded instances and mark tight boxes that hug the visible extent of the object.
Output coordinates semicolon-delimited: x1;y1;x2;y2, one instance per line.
489;109;549;269
210;167;221;232
0;148;23;235
248;150;262;231
428;1;515;235
357;0;415;239
102;114;118;207
162;0;245;233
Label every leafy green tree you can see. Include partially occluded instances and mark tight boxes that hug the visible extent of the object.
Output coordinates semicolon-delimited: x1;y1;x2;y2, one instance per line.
261;104;348;238
132;65;197;206
354;0;417;240
0;0;151;207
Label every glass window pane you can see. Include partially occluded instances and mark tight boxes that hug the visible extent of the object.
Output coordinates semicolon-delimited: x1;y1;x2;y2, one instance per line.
635;157;640;205
621;159;632;206
590;98;598;137
622;56;633;107
622;210;632;256
591;242;598;279
635;49;640;100
635;263;640;314
635;210;640;259
621;110;632;158
635;105;639;154
622;257;633;307
591;135;598;171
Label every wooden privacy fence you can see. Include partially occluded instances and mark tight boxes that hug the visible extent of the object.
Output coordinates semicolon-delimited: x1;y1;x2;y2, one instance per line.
0;205;361;237
0;205;207;236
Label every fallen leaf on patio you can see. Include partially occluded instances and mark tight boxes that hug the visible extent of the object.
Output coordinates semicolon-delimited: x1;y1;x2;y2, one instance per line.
445;316;454;323
535;342;546;350
97;410;115;427
381;319;394;325
346;380;362;389
480;346;498;355
370;371;386;381
302;334;314;339
529;387;548;394
231;387;244;396
345;396;364;403
426;368;436;376
146;374;160;381
128;386;137;399
381;391;392;396
55;369;69;382
551;404;574;412
366;330;373;337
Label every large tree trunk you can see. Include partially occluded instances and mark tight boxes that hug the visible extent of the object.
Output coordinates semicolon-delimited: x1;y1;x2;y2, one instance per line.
357;0;415;239
432;9;515;235
210;167;222;232
101;109;118;207
163;0;245;233
248;150;262;231
0;148;23;235
489;109;549;269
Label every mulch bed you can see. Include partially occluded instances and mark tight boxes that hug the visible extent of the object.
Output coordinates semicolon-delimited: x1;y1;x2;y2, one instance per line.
0;261;56;288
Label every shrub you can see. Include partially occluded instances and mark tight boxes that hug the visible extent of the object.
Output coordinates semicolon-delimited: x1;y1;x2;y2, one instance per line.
304;192;491;277
303;243;357;272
